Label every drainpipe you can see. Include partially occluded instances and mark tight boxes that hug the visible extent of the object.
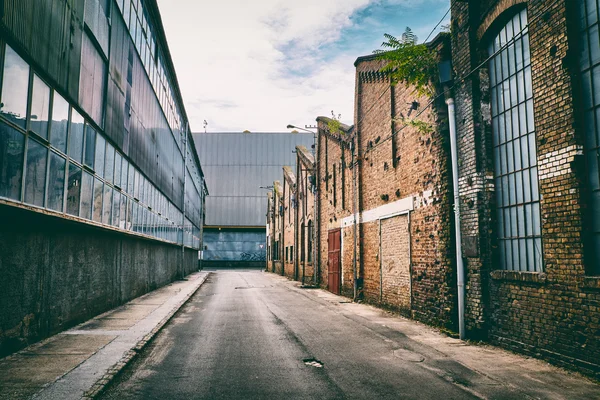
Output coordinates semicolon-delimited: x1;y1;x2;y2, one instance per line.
446;97;466;340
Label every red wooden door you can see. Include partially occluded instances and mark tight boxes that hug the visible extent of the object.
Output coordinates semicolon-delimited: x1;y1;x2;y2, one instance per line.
328;229;341;295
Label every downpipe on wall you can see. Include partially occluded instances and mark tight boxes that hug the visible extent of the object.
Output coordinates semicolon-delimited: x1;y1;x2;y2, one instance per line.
446;97;466;340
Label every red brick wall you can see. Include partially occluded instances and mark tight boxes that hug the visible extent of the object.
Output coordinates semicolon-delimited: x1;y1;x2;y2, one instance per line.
452;0;600;378
353;52;456;328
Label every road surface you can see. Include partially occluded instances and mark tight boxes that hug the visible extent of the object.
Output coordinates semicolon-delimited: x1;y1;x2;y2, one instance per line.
101;269;600;399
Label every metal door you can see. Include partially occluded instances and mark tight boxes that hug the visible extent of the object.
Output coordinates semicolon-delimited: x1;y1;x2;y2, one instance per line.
328;229;341;295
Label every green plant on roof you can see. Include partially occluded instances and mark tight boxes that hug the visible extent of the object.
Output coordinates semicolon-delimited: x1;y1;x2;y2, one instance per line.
374;27;438;97
327;110;343;136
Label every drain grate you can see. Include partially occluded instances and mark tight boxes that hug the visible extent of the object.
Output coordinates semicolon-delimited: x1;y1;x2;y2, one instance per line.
303;358;323;368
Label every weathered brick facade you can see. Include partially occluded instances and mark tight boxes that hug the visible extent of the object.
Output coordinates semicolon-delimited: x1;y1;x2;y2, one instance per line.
315;119;354;295
264;0;600;378
346;36;455;328
282;167;296;279
295;146;317;285
452;0;600;377
269;181;284;275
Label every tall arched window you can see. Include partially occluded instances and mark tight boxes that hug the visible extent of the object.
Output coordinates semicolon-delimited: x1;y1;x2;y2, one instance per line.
307;220;313;263
579;0;600;274
488;8;543;272
300;222;306;262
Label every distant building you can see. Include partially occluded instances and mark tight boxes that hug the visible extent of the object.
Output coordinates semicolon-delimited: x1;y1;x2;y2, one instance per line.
194;132;313;267
0;0;205;356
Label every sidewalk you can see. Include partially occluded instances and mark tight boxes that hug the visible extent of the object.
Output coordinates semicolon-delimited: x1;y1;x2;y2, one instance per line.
0;271;209;400
275;275;600;399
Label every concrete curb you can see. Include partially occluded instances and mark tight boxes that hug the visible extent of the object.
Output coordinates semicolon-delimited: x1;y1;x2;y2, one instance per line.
82;273;211;399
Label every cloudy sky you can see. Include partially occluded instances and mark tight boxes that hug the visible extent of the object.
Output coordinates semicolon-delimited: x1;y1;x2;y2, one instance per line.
155;0;449;132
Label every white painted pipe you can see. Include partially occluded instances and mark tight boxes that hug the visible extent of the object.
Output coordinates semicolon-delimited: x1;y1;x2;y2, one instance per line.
446;97;466;340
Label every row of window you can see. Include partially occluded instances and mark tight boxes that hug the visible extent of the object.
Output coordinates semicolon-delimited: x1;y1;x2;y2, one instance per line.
115;0;183;139
115;0;204;212
0;43;201;249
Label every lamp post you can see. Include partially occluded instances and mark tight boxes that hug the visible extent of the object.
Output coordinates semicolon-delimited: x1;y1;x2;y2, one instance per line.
287;124;318;286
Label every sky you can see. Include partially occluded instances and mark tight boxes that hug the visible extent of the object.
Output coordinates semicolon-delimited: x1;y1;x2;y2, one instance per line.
155;0;450;132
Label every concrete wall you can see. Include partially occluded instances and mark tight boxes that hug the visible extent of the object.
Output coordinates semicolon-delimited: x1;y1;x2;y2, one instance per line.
0;204;197;357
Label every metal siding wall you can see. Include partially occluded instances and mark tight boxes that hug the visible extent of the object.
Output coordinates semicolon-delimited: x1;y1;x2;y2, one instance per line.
194;132;314;227
0;0;204;243
2;0;83;103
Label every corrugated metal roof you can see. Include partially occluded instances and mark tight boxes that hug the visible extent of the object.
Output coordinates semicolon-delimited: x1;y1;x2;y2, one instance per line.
193;132;315;226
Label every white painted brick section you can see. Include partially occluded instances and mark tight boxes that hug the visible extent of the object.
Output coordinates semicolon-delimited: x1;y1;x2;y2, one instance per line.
538;145;583;180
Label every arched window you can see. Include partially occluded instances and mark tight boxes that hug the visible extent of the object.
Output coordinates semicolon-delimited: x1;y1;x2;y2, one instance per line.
579;0;600;274
300;222;306;262
488;8;543;272
307;220;313;263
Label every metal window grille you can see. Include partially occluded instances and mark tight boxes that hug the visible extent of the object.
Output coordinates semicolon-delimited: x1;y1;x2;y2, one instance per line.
579;0;600;274
488;9;543;272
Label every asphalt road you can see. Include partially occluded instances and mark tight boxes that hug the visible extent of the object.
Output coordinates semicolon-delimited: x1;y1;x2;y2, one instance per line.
100;270;599;400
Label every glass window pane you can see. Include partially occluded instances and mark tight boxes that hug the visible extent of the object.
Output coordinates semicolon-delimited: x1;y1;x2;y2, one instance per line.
69;110;84;163
29;75;50;139
24;138;48;206
95;134;106;178
80;170;93;220
114;152;122;187
105;142;115;183
524;66;533;100
523;168;532;202
47;152;66;212
593;65;600;107
128;163;134;194
121;159;128;190
0;122;25;200
67;162;82;216
93;177;103;222
50;93;69;153
592;191;600;231
587;0;598;26
590;25;600;66
516;171;524;203
525;204;533;236
113;190;120;227
103;183;112;224
588;151;600;190
583;71;593;109
84;124;96;168
120;193;127;229
532;202;541;236
1;45;29;129
534;238;543;271
528;133;538;166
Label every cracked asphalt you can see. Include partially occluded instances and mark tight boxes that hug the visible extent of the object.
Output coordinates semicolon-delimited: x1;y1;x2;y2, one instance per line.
100;269;600;399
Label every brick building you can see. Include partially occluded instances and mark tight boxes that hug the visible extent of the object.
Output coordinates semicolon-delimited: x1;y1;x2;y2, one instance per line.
311;34;456;329
451;0;600;376
295;145;317;285
315;119;355;295
267;181;284;275
282;166;297;279
266;0;600;377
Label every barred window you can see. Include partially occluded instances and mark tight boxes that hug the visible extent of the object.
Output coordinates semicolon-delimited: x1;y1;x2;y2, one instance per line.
579;0;600;274
488;8;543;272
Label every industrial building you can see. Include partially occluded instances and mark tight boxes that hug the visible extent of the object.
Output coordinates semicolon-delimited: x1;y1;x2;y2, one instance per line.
0;0;205;356
194;132;313;267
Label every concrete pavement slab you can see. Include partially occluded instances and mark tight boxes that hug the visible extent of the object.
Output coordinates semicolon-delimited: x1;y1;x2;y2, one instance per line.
0;272;209;400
